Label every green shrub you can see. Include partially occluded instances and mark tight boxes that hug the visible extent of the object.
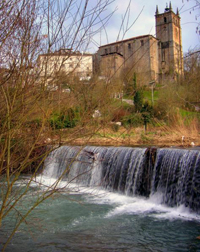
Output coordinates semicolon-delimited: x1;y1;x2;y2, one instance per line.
122;113;143;128
49;108;79;129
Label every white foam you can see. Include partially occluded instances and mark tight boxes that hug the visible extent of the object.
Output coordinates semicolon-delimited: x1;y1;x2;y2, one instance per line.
104;196;200;221
152;205;200;221
81;189;200;222
30;175;200;222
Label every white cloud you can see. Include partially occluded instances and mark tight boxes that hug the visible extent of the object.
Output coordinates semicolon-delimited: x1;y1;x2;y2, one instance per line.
87;0;199;52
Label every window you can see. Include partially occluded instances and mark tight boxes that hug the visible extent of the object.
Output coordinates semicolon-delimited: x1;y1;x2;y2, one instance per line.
164;17;167;23
105;48;108;54
162;49;165;61
128;43;131;50
140;40;144;46
116;46;118;52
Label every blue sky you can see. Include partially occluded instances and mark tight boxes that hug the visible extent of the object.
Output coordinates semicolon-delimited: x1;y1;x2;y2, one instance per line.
89;0;199;53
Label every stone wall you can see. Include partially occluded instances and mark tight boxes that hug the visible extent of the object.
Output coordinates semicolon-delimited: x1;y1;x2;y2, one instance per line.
97;35;159;84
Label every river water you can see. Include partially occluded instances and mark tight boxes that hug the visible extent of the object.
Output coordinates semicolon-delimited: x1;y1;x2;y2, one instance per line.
1;176;200;252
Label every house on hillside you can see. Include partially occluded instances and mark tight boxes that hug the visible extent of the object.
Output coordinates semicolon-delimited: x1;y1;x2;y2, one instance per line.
37;49;93;87
94;2;184;84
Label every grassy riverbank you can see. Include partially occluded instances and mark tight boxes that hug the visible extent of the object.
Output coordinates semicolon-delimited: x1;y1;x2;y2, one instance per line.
57;123;200;148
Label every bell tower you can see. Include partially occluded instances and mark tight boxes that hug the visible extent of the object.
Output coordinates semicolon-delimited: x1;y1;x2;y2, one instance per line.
155;2;184;80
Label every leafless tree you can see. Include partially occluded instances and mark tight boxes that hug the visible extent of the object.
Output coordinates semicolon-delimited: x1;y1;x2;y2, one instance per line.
0;0;118;249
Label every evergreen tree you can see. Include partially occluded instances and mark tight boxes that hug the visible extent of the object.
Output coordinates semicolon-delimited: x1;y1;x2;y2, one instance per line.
133;73;143;112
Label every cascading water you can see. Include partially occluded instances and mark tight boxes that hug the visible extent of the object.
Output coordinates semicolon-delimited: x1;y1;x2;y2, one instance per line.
1;146;200;251
42;146;200;213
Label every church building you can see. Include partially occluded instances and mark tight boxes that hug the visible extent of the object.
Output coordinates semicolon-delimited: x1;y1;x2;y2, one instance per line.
95;2;184;84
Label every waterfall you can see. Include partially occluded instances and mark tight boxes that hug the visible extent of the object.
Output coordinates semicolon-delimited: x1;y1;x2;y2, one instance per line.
42;146;200;213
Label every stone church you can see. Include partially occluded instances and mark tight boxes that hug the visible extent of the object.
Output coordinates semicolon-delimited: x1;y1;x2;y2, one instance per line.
95;2;184;84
